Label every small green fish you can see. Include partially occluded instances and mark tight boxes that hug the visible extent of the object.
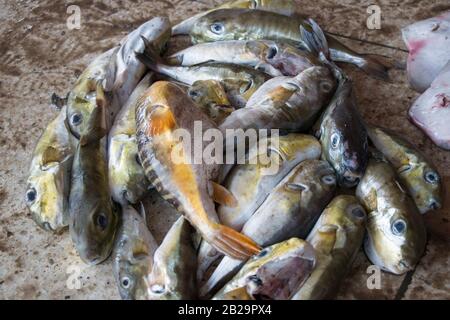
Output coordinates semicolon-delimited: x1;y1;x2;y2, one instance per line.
69;103;119;265
292;195;366;300
356;160;426;275
26;106;75;232
172;0;299;35
66;48;119;140
109;74;154;204
316;76;368;188
146;217;197;300
213;238;316;300
367;125;442;214
113;204;158;300
136;42;267;108
220;66;336;133
189;9;399;80
167;40;318;77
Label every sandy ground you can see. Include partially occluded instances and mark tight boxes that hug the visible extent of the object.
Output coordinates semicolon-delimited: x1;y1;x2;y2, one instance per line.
0;0;449;300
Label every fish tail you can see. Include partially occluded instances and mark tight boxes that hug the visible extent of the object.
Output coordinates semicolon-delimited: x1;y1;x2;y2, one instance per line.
135;36;164;73
209;223;261;260
352;53;403;81
300;18;330;61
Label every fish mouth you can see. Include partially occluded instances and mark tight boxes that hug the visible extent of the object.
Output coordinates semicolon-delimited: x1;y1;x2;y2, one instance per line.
172;15;199;35
340;172;361;188
396;260;413;274
428;199;441;211
213;104;234;113
249;256;315;300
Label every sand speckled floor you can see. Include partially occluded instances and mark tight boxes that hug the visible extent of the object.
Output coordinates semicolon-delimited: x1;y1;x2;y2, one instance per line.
0;0;449;299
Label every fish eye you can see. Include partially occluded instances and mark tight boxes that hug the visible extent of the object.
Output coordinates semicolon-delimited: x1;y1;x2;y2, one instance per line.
210;22;225;35
429;199;440;211
344;176;360;185
247;275;263;286
256;249;269;258
331;133;340;149
188;89;200;99
320;81;334;93
151;284;165;294
26;188;37;203
70;113;83;126
266;46;278;60
350;206;366;219
240;80;253;94
424;171;439;184
321;174;336;185
392;219;407;236
96;213;108;231
135;154;142;166
121;277;131;289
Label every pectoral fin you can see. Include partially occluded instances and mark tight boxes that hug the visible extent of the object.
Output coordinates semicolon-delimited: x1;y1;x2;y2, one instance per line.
211;182;238;207
310;225;338;254
147;105;176;136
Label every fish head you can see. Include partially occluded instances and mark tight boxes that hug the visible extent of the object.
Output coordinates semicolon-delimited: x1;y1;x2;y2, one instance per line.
109;135;148;204
321;106;368;188
72;201;119;265
264;43;317;76
66;78;107;139
325;195;367;229
26;164;68;232
287;160;337;199
190;9;240;43
365;204;426;275
398;161;442;214
115;233;154;300
234;238;316;300
188;80;233;123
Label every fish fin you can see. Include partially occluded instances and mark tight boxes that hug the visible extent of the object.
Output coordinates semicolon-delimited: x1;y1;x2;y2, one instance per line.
112;69;127;91
210;224;261;260
310;225;338;254
354;54;404;81
135;36;163;73
221;287;254;300
138;202;148;226
40;146;63;167
300;19;330;60
79;85;107;146
50;93;68;110
147;105;177;136
211;181;238;207
300;19;346;81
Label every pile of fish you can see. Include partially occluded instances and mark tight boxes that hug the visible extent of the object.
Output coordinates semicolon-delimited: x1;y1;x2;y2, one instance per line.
25;1;446;300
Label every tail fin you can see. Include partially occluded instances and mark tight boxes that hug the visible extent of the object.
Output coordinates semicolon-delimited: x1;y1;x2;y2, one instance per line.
79;84;107;146
300;19;330;61
135;36;164;73
355;53;405;81
300;19;347;82
209;224;261;261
